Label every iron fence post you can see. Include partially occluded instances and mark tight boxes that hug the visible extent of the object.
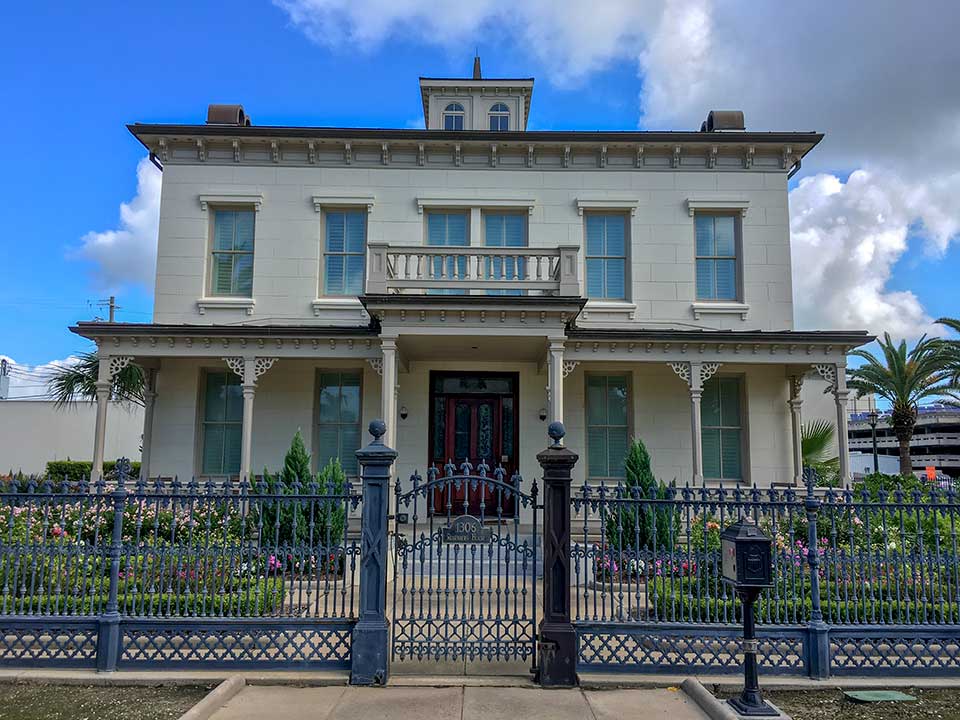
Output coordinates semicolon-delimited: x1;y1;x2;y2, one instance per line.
536;422;579;687
351;420;397;685
96;458;128;672
804;468;830;679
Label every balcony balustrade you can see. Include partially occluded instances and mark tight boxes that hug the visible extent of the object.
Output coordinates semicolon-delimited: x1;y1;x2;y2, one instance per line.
366;243;580;295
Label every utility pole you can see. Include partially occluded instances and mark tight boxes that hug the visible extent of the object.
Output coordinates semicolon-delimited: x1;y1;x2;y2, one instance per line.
97;296;120;322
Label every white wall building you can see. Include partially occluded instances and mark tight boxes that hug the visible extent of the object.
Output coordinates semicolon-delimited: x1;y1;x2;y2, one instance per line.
0;400;143;475
73;59;870;513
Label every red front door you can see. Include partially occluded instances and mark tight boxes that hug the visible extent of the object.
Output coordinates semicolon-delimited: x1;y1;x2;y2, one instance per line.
430;394;516;517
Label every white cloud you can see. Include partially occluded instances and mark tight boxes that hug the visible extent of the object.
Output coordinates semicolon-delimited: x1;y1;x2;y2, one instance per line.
0;355;82;401
72;158;161;292
276;0;960;337
789;171;945;337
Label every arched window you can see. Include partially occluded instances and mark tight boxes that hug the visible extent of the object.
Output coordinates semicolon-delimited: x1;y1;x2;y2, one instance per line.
489;103;510;131
443;102;465;130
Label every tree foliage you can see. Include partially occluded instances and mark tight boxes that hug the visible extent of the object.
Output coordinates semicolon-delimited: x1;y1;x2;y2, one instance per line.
848;333;957;476
46;351;145;408
801;419;839;486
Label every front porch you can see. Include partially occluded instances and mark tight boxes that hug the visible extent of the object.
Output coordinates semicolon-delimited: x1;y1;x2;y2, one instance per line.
72;310;866;495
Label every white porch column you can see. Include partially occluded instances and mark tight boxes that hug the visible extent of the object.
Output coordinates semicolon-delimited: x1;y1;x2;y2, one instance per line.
547;340;566;428
814;362;851;486
140;369;158;480
91;355;134;482
380;339;398;450
788;374;804;486
224;356;277;481
670;361;721;485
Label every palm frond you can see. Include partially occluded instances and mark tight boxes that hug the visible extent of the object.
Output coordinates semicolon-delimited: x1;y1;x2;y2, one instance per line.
801;419;837;467
46;352;145;408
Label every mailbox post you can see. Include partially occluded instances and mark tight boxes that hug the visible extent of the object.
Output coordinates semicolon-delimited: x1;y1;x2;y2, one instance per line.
721;519;777;717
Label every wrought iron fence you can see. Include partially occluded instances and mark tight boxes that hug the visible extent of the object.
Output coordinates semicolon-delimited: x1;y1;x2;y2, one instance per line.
571;472;960;675
0;462;362;670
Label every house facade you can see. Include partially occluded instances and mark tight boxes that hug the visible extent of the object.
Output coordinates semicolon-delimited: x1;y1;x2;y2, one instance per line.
74;61;870;510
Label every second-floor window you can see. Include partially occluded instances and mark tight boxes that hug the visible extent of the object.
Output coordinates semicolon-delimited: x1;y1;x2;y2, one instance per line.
695;214;739;301
585;213;626;300
324;210;367;296
489;103;510;131
443;102;465;130
427;211;468;294
210;209;254;296
484;212;526;296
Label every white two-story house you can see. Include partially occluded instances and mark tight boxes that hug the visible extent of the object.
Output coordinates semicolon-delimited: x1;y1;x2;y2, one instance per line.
74;60;870;510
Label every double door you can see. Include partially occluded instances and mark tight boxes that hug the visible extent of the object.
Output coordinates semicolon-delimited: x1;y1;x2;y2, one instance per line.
431;395;516;517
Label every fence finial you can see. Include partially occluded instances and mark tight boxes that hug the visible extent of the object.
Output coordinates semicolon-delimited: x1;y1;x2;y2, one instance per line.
547;421;565;448
368;419;386;444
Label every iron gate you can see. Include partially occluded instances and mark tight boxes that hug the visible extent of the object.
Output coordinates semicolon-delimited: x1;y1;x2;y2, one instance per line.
391;460;540;669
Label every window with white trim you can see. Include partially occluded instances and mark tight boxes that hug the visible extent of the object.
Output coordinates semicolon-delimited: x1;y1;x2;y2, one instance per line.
701;376;744;481
443;103;465;130
585;213;627;300
323;210;366;296
483;212;526;296
489;102;509;131
695;214;739;301
210;209;254;297
426;211;468;294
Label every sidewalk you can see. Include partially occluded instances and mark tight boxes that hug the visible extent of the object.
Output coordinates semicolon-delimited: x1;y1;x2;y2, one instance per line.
207;685;710;720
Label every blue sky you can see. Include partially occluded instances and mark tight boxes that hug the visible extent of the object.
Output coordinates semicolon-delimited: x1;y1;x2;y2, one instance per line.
1;1;957;371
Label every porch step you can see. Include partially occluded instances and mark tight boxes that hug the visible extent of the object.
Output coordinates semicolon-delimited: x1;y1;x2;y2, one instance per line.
395;535;543;578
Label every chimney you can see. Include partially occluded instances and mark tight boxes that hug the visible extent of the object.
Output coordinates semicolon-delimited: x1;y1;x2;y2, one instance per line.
699;110;745;132
473;55;482;80
206;104;251;126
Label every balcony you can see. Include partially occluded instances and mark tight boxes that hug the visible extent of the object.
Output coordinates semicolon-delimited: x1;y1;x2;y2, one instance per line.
366;243;581;296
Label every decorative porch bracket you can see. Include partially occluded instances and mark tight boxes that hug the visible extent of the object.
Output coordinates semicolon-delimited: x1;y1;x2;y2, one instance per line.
536;421;579;687
351;419;397;686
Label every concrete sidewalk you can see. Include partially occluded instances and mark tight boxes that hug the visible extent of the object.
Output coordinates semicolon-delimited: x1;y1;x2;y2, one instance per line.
207;685;710;720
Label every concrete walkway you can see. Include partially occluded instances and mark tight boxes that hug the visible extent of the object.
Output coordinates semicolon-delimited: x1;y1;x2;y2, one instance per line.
208;685;710;720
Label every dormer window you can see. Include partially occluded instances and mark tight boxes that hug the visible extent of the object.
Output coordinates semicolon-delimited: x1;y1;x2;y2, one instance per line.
443;103;465;131
489;103;510;131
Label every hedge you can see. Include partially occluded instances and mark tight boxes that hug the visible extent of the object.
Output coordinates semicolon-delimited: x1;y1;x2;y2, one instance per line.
44;460;142;484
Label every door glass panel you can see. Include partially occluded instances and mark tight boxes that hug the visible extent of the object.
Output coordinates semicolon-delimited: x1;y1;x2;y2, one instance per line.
477;402;493;461
501;398;514;459
454;401;471;461
433;397;446;461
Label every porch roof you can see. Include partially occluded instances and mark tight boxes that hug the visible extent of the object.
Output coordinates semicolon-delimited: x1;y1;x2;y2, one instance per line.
563;326;874;365
566;327;873;347
71;321;378;339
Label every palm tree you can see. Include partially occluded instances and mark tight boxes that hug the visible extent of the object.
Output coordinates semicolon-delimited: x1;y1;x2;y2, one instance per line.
46;351;145;408
801;419;839;485
848;333;957;476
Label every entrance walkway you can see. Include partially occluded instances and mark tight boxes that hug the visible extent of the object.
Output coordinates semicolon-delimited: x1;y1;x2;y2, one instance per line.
208;685;710;720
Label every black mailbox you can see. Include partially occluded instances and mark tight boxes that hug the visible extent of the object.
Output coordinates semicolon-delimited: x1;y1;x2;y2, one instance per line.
721;520;773;589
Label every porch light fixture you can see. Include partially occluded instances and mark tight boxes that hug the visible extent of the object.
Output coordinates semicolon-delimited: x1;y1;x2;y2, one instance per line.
539;408;547;421
400;406;409;421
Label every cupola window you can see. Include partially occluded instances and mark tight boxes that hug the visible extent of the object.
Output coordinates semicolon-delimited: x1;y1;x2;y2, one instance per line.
443;102;465;130
489;102;510;131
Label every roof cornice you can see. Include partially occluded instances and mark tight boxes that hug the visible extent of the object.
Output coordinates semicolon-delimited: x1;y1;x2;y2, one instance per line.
128;123;822;147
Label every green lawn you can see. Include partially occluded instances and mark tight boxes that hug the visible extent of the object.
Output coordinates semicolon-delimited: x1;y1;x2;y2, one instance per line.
0;684;212;720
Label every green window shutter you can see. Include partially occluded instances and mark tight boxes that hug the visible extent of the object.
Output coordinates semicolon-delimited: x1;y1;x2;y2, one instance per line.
586;374;630;480
202;372;242;475
316;371;363;476
700;376;743;481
